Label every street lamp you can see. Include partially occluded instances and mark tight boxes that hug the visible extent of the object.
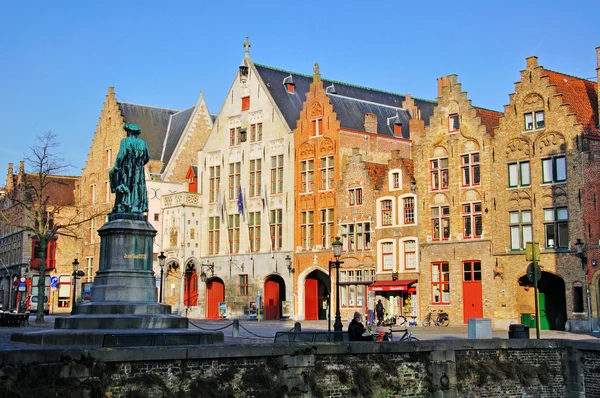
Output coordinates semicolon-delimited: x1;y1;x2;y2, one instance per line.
329;237;344;339
200;261;215;282
158;252;166;303
71;259;85;315
285;255;294;274
575;239;593;332
575;239;587;267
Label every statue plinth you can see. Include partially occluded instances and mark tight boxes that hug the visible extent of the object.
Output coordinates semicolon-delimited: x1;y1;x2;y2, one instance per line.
55;213;187;330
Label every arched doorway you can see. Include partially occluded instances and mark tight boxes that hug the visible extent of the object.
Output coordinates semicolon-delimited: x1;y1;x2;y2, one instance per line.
304;270;330;320
205;277;224;320
518;272;567;331
264;274;286;320
184;262;198;307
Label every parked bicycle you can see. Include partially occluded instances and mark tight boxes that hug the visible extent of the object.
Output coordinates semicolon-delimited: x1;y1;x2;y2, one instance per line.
422;309;449;327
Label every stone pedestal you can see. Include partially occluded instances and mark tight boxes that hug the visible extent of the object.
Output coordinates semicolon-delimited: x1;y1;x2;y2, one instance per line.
55;213;187;330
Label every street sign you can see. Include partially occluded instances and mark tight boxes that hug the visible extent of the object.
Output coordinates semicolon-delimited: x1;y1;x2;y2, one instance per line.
526;242;540;262
20;276;26;283
527;262;541;283
12;280;18;288
50;276;58;284
18;282;26;292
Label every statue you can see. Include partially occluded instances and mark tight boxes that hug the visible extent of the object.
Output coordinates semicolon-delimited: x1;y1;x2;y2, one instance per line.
109;123;149;213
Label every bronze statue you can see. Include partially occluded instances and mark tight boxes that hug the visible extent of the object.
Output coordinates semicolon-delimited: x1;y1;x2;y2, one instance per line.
109;123;149;213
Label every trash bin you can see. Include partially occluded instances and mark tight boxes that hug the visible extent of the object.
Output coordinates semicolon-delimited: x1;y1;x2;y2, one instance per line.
508;324;530;339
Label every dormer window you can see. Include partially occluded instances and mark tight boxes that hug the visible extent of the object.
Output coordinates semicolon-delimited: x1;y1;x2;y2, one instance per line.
524;110;544;131
394;123;402;136
286;83;295;93
449;114;459;132
242;96;250;111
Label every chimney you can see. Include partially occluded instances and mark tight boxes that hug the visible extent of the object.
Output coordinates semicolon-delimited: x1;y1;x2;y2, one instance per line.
16;160;25;186
596;47;600;129
364;113;378;133
5;163;14;192
437;76;450;97
526;56;538;69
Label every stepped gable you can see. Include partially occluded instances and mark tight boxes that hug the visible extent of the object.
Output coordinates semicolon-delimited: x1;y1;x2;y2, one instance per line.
161;106;195;171
542;69;599;135
117;102;180;161
24;174;77;206
474;107;502;135
254;64;436;132
364;162;388;190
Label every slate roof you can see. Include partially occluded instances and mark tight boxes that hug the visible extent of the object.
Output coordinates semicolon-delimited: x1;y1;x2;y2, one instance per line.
162;106;195;169
542;69;599;135
118;102;180;161
254;64;436;133
474;107;502;135
364;162;388;190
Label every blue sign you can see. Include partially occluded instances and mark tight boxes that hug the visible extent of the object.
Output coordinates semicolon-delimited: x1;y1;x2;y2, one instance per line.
50;276;58;288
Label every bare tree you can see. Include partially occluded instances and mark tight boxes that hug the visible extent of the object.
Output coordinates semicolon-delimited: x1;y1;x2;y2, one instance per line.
0;132;101;323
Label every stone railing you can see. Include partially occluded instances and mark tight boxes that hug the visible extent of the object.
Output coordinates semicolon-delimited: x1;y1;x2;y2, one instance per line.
162;192;201;208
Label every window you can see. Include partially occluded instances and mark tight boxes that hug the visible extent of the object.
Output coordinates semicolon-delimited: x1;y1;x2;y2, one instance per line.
154;213;160;222
85;257;93;282
573;283;584;313
349;188;363;206
105;181;110;203
462;202;482;239
58;275;71;308
340;222;371;252
508;161;530;188
432;262;450;304
89;184;96;205
229;127;241;146
320;156;334;190
239;274;248;296
394;123;402;136
271;155;284;194
432;206;450;241
89;218;96;243
341;283;365;308
312;118;323;136
524;110;544;130
105;148;112;169
270;209;283;250
463;261;481;281
392;172;400;189
403;197;415;224
544;207;568;248
300;160;314;193
248;211;261;252
381;200;393;226
228;214;240;254
209;166;221;202
381;242;394;271
250;123;262;142
249;159;262;197
320;208;334;248
209;216;220;255
509;210;533;250
241;96;250;111
404;240;417;270
228;162;241;199
430;158;449;190
542;156;566;184
461;153;480;186
449;114;459;132
286;83;295;93
301;211;314;250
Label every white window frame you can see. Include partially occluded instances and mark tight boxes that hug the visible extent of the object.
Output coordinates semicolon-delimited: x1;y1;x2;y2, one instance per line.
399;237;418;271
319;156;334;191
524;110;545;131
399;194;417;226
509;210;532;250
377;196;396;228
379;239;396;272
389;169;402;191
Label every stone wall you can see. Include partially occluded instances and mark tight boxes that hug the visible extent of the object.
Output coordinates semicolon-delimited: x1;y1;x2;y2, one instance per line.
0;339;597;398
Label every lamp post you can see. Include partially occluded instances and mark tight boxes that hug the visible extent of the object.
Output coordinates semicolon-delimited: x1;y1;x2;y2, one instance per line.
285;255;293;274
71;259;85;315
200;261;215;282
158;252;166;303
575;239;593;332
329;237;344;339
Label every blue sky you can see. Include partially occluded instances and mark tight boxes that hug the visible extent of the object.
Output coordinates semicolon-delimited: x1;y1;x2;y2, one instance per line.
1;0;599;181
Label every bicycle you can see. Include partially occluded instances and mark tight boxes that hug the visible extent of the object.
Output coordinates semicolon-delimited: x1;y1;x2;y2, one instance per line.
422;309;449;327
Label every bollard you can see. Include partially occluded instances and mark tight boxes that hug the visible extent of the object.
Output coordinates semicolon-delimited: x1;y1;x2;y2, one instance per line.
233;319;240;338
294;322;301;332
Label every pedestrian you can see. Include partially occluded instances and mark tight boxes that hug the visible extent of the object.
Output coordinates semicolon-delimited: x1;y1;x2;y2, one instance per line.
348;312;373;341
375;299;385;326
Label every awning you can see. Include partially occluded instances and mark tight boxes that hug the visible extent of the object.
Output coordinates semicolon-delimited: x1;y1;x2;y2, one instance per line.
368;280;417;292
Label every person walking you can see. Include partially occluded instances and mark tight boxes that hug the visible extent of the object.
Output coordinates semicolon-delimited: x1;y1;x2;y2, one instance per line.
375;299;385;326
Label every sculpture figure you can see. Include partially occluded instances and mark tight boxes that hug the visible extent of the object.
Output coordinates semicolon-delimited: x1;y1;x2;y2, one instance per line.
109;123;149;213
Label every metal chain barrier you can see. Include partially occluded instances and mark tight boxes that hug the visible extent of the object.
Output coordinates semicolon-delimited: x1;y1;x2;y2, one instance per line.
188;320;234;331
237;323;273;339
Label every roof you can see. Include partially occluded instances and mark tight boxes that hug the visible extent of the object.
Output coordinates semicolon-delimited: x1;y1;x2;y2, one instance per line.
474;107;502;135
25;174;77;206
254;64;436;132
364;162;388;190
118;102;180;161
542;69;599;135
162;106;195;170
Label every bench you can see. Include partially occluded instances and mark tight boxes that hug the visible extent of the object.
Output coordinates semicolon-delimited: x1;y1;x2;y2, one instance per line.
274;331;349;343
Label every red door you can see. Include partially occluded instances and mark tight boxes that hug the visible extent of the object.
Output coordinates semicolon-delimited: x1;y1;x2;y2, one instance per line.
264;278;280;320
206;279;224;320
463;282;483;323
184;271;198;306
305;277;318;320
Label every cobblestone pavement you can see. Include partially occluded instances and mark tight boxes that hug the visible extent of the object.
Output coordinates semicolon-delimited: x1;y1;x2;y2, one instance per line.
0;315;598;350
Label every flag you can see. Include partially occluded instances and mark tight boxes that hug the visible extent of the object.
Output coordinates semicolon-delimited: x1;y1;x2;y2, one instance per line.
216;189;222;219
220;192;227;224
262;184;269;212
237;186;244;220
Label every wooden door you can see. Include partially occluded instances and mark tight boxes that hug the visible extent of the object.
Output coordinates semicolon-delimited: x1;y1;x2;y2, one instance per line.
539;292;550;330
264;278;280;320
462;281;483;323
184;271;198;307
206;280;224;320
305;277;318;320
